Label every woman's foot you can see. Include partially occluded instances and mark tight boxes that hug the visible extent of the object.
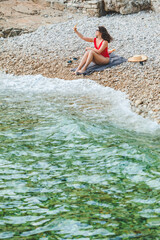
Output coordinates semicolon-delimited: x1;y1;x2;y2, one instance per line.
75;68;86;75
74;69;80;75
70;68;80;75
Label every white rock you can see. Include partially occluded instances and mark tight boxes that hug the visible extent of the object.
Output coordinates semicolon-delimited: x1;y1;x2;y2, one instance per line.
135;100;143;107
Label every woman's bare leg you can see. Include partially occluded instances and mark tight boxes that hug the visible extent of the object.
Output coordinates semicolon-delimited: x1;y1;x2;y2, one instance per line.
74;51;89;74
78;50;109;73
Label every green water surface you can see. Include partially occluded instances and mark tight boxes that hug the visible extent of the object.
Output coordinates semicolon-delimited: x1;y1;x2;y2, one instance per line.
0;76;160;240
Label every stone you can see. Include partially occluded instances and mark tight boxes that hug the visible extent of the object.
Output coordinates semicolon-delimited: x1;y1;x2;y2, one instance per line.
2;28;23;38
151;0;160;12
0;32;4;38
104;0;151;15
135;99;143;107
49;2;65;11
12;5;40;15
45;0;154;16
136;108;142;114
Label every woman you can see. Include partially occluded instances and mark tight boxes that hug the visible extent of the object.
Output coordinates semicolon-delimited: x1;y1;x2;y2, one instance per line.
73;26;113;75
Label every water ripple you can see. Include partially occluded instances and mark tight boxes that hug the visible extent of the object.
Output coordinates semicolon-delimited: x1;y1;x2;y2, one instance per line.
0;75;159;239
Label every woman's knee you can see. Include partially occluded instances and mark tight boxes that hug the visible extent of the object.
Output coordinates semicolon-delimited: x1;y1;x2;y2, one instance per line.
88;50;94;55
84;51;89;56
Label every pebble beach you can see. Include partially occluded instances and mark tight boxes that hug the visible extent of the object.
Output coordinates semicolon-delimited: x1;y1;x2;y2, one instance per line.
0;11;160;123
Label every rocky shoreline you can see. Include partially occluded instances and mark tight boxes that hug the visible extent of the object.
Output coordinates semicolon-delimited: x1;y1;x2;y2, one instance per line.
0;0;82;38
0;11;160;124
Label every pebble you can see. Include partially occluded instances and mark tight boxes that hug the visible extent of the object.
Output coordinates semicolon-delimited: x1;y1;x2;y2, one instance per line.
135;100;143;107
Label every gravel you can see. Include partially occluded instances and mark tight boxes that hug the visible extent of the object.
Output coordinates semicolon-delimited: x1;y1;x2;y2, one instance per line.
0;11;160;62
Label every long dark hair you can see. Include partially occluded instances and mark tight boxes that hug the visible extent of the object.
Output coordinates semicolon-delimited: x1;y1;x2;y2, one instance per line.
98;26;113;43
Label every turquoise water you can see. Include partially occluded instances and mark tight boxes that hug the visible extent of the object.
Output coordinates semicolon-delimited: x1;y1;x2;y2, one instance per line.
0;73;160;240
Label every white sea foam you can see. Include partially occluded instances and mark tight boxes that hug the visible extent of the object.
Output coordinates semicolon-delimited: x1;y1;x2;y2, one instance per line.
0;72;159;134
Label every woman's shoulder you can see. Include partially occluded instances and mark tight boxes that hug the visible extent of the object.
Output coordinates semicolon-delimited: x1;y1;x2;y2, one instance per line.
102;40;108;45
103;40;108;43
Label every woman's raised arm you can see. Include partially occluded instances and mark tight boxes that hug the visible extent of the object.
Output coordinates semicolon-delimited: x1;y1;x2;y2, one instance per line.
74;26;94;42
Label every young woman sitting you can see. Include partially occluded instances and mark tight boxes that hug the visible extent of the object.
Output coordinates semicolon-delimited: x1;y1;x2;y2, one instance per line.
73;26;113;75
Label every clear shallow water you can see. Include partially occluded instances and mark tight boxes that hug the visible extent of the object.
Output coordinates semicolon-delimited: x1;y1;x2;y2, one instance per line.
0;73;160;240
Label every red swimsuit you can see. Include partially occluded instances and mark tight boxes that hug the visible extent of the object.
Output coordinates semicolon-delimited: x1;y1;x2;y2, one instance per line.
94;38;109;58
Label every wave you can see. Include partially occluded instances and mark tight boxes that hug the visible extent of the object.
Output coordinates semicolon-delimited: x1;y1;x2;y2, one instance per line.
0;72;159;134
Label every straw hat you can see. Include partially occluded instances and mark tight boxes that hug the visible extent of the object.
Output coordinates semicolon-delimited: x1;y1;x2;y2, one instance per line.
128;55;148;62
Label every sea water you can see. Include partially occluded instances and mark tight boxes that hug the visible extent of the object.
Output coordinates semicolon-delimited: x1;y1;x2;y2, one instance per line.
0;72;160;240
